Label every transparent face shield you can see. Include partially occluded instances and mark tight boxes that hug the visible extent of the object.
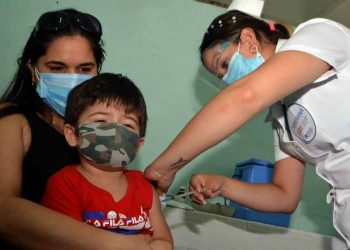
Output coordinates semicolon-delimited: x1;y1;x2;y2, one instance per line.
202;33;240;91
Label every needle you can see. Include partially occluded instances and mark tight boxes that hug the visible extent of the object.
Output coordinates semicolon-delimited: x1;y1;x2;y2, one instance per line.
161;191;195;203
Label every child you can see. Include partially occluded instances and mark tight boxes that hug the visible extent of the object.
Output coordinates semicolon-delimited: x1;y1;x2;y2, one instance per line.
42;73;173;249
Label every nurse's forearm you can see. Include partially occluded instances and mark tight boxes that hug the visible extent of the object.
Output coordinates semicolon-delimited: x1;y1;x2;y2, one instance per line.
221;177;300;213
0;195;152;249
154;81;265;171
220;157;304;213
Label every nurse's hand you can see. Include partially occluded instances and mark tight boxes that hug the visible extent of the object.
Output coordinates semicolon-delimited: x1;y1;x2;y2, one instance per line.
144;163;177;196
189;174;225;204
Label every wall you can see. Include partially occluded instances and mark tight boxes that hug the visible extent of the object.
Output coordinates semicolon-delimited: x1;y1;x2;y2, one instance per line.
0;0;335;237
263;0;347;26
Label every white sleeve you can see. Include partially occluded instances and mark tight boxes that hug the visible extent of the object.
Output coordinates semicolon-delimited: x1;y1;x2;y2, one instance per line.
278;18;350;71
272;124;290;162
266;104;292;162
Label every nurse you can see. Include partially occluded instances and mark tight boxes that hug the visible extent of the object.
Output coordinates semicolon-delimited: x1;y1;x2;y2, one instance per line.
145;9;350;249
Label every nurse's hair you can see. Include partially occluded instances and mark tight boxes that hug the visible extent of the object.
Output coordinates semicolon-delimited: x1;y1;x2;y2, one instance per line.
200;10;291;54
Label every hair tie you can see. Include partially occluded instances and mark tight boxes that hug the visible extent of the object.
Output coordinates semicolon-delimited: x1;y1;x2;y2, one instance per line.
269;21;276;31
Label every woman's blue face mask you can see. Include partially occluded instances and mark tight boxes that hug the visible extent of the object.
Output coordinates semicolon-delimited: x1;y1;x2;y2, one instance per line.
35;68;95;116
221;42;264;85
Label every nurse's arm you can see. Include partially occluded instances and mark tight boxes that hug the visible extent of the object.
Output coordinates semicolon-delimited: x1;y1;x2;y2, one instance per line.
219;157;305;213
145;50;329;193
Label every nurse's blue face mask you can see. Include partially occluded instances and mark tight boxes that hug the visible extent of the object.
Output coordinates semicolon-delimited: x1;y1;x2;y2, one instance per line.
219;39;264;85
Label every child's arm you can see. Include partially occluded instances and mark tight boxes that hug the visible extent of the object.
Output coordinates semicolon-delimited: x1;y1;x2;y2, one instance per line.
148;187;173;250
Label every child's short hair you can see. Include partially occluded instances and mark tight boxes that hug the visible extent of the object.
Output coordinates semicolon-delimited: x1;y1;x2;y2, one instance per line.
65;73;147;137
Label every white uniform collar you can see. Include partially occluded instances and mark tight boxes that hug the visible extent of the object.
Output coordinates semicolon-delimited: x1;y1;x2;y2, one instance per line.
275;39;287;52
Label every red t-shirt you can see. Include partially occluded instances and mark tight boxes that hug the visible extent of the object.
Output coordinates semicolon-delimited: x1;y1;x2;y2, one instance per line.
42;165;154;235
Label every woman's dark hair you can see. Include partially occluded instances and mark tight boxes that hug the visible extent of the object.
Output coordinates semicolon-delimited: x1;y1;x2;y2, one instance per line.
65;73;148;137
200;10;291;55
1;8;105;113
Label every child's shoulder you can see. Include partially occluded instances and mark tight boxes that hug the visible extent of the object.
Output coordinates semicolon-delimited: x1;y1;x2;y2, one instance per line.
125;169;149;182
125;170;154;190
48;164;80;182
55;164;79;174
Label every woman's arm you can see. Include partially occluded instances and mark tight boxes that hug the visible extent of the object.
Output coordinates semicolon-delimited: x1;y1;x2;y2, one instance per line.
145;50;330;194
148;187;173;250
190;157;305;213
0;196;153;249
0;115;152;250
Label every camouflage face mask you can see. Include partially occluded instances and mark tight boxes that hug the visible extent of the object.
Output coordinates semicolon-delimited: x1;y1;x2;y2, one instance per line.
77;122;140;168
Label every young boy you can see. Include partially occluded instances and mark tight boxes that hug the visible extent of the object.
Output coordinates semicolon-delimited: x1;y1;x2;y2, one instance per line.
42;73;173;249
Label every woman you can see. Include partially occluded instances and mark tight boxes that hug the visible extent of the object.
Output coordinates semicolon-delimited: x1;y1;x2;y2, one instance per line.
0;9;153;249
145;10;350;249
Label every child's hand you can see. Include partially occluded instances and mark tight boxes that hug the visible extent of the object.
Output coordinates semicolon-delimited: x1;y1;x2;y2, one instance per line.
150;239;173;250
190;174;225;204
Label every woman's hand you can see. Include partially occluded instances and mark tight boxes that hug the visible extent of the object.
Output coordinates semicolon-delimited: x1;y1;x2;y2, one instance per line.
189;174;226;204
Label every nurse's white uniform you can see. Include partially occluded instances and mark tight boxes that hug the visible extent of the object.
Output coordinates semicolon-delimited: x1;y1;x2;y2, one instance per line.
266;18;350;250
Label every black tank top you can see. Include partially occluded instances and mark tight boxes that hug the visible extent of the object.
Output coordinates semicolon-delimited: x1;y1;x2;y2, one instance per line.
0;107;79;249
22;110;79;202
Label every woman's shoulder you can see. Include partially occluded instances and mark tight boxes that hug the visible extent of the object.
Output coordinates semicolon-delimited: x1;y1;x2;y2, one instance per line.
0;102;31;151
0;102;26;118
0;103;29;130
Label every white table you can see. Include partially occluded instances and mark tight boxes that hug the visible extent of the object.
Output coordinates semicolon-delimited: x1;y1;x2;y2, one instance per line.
163;206;334;250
